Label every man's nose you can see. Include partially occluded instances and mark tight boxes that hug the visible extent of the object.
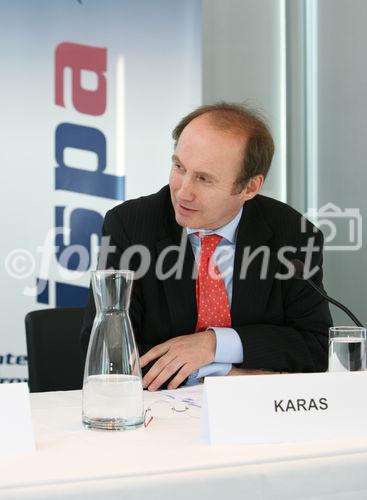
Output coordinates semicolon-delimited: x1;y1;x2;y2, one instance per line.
177;176;195;201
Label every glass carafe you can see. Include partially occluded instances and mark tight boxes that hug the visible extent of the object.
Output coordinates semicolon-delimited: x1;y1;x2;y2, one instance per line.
82;270;144;430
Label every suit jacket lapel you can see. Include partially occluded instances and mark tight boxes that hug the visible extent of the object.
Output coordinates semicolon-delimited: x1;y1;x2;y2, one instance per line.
156;201;197;335
231;197;278;325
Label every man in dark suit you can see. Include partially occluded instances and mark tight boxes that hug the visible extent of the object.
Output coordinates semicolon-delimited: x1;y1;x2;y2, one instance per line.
81;103;332;391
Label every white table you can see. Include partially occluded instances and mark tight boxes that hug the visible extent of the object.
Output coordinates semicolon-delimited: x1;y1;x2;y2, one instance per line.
1;387;367;499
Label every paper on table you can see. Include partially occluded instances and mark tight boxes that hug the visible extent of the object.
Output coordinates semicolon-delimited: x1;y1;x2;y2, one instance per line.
161;384;203;408
141;384;203;405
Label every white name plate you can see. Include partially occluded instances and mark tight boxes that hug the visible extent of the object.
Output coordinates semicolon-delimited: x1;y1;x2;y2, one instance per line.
0;383;35;455
201;371;367;445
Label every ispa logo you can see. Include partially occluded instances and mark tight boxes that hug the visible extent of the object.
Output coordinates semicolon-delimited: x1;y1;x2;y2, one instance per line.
36;41;124;308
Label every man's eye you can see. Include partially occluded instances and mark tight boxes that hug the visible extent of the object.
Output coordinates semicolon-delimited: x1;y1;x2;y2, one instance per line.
197;176;210;183
174;163;183;170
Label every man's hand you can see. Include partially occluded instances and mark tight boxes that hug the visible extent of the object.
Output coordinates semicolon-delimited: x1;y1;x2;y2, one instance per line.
140;331;216;391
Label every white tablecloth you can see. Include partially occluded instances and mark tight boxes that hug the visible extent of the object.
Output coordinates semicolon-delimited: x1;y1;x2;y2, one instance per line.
1;387;367;499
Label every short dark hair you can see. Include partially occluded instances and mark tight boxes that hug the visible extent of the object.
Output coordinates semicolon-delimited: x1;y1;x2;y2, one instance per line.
172;102;275;191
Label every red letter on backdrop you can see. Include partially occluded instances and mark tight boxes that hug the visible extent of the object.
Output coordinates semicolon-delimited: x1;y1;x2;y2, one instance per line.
55;42;107;116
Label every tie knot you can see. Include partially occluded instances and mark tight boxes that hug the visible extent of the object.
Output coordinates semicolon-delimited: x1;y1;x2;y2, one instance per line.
195;232;222;253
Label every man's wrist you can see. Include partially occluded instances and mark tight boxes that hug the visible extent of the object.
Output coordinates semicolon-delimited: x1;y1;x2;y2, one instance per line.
203;329;217;362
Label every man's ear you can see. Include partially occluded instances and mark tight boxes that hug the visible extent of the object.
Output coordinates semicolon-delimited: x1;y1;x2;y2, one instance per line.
240;174;264;202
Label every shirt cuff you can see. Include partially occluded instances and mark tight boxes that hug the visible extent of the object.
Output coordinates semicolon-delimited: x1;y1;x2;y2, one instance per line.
210;327;244;364
198;362;232;377
185;362;232;386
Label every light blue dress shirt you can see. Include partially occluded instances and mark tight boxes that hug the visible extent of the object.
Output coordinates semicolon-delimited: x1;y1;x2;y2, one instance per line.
185;208;244;385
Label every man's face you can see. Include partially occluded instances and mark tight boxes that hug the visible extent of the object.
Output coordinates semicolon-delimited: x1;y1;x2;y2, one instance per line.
169;115;257;230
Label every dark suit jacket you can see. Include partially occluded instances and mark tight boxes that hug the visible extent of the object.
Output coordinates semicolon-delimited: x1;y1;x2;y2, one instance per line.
81;185;332;373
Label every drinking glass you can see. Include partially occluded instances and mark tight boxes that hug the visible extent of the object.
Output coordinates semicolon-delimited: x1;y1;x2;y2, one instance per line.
328;326;366;372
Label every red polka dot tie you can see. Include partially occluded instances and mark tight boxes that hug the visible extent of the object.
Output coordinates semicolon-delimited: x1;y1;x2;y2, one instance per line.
195;233;232;332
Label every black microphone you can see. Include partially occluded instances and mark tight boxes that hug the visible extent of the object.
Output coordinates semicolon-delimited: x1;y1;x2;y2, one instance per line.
291;259;364;328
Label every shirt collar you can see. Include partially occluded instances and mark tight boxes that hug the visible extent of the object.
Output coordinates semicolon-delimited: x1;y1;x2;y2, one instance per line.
186;207;243;244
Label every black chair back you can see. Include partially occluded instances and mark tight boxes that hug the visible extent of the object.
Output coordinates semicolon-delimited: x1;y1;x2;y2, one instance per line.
25;307;85;392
